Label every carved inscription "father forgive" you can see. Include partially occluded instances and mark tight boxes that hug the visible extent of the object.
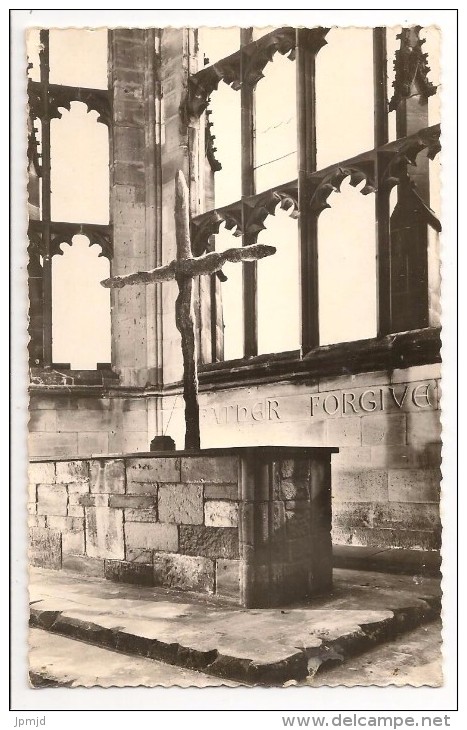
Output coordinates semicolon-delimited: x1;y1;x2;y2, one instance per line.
200;381;437;425
310;383;433;417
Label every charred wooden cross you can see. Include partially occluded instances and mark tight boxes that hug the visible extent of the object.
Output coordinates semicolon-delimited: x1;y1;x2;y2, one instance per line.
101;171;276;450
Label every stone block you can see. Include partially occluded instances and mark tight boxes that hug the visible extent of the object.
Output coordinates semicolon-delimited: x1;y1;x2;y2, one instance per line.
121;408;148;432
28;409;57;432
388;468;441;503
79;493;109;507
179;526;239;559
332;525;439;551
113;41;146;73
113;161;145;187
372;502;440;531
37;484;68;516
28;433;78;458
333;502;374;529
126;457;180;483
124;508;158;522
29;527;61;569
27;502;36;515
153;553;214;593
334;499;440;534
109;495;156;509
280;459;310;482
62;554;105;577
55;460;89;484
29;462;55;485
85;506;125;560
361;414;407;445
204;484;239;500
67;504;85;518
326;417;362;446
29;395;77;411
390;364;441;384
28;515;46;529
180;456;238;484
46;515;80;532
104;560;155;586
114;96;145;129
204;500;239;528
125;547;153;564
125;481;159;496
332;447;372;471
370;443;442;469
407;411;442;446
277;479;310;501
124;521;178;552
158;483;203;525
62;521;86;555
333;470;388;503
113;126;146;162
28;481;37;504
90;459;125;494
78;432;109;456
216;559;241;600
56;409;112;433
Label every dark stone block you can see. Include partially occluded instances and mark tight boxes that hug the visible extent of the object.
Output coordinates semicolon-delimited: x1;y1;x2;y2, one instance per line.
179;525;239;559
104;559;155;586
29;528;61;570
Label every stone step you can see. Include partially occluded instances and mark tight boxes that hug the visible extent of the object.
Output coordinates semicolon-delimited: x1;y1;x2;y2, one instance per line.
29;567;441;685
29;628;239;688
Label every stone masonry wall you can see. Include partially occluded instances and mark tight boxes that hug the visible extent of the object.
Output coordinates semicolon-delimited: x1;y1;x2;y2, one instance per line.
159;363;442;553
28;449;335;607
28;455;242;599
28;393;153;457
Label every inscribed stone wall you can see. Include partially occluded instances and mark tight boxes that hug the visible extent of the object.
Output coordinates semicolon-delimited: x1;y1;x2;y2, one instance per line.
160;364;442;552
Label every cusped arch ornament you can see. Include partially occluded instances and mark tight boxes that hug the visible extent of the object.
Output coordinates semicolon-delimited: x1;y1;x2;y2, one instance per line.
190;123;441;255
28;221;113;260
27;80;111;126
184;26;329;122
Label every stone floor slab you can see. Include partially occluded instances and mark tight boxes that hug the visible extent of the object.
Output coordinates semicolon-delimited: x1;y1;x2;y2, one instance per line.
29;566;441;685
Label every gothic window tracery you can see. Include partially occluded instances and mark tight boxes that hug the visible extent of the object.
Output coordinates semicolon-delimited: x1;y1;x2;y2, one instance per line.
190;25;441;365
27;29;112;371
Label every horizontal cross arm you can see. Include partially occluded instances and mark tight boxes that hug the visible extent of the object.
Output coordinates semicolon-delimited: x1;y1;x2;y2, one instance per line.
101;261;176;288
180;243;276;278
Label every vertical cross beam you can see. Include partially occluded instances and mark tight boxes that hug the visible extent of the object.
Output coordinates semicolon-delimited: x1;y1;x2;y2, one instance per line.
174;171;200;450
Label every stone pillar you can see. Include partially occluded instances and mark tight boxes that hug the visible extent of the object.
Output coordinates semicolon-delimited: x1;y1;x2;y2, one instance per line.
108;29;160;388
239;447;335;607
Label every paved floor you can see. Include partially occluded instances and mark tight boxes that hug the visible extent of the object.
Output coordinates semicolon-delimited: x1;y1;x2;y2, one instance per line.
29;566;442;686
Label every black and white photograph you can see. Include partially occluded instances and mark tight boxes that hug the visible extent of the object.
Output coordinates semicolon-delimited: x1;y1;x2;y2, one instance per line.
12;8;457;708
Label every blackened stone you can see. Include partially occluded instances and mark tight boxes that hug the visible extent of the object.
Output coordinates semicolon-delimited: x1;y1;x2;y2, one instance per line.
179;526;239;559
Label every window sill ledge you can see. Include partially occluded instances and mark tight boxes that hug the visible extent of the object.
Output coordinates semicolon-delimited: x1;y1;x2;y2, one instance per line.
194;327;441;390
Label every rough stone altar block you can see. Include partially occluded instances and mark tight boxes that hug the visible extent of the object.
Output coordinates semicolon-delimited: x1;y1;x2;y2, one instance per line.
28;447;338;607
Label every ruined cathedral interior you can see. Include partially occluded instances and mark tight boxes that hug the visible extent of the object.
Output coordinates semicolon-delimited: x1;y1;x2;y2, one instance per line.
27;26;442;613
